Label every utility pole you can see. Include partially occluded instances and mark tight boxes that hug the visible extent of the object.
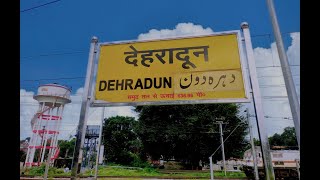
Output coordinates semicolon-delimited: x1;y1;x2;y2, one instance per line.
295;159;300;179
209;156;214;180
209;121;243;180
71;36;98;179
43;145;52;180
246;108;259;180
94;107;105;180
214;118;227;176
266;0;300;149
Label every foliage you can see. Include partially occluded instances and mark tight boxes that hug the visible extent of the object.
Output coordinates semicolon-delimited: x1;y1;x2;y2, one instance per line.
253;138;261;146
24;165;69;176
102;116;140;165
268;127;298;147
58;138;76;158
24;165;246;178
86;166;245;178
129;152;152;168
134;104;249;168
84;166;160;176
27;164;46;175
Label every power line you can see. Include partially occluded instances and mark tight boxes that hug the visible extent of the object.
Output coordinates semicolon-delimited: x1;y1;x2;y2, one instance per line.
251;32;299;38
258;74;300;78
20;77;85;82
255;65;300;68
21;51;86;60
20;0;63;13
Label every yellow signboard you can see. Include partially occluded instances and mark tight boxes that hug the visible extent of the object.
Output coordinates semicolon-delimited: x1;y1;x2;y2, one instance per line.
94;31;249;106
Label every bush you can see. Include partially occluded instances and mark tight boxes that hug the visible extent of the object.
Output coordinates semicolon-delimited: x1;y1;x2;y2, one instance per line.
27;165;46;175
129;153;151;168
49;167;64;174
24;165;66;176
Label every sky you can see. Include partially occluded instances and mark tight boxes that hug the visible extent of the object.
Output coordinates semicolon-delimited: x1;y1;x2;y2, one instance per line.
20;0;300;140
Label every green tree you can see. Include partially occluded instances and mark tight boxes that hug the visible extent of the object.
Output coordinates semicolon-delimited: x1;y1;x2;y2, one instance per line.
102;116;139;165
281;127;298;146
268;133;283;146
135;104;248;169
253;138;261;146
269;127;298;147
58;138;76;158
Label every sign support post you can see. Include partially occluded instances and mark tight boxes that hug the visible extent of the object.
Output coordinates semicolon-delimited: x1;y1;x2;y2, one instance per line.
71;36;98;179
241;22;275;180
94;107;105;179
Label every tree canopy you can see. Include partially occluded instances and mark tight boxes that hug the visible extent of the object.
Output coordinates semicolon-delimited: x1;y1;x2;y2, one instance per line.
268;127;298;147
102;116;140;165
58;138;76;158
134;104;248;168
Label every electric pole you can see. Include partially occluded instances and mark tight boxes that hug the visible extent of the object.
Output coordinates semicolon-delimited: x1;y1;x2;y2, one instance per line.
246;108;259;180
266;0;300;149
214;118;227;176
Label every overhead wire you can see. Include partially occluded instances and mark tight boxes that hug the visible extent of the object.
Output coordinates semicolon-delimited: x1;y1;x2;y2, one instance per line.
20;0;63;13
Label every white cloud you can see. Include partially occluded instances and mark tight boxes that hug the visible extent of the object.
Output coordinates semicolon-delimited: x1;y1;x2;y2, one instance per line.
287;32;300;99
247;32;300;137
20;90;38;139
138;23;213;40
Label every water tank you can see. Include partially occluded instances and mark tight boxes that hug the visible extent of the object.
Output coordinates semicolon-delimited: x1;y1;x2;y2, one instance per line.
34;83;71;105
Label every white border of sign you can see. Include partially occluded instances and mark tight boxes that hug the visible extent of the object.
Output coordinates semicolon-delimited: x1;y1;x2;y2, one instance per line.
90;30;251;107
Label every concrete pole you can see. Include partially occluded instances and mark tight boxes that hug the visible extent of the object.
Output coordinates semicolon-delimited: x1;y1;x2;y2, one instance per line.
209;156;214;180
247;108;259;180
43;147;52;180
295;159;300;179
266;0;300;148
218;121;226;176
241;22;275;180
71;36;98;180
94;107;105;179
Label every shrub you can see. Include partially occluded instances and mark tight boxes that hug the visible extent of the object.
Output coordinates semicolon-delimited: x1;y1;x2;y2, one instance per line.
27;165;45;175
129;152;151;168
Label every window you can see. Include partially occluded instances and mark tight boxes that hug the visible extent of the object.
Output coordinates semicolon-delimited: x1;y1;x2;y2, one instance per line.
275;161;284;165
233;166;238;170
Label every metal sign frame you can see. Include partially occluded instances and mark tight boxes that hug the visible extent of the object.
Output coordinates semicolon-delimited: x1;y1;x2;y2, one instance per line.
90;30;251;107
72;24;275;180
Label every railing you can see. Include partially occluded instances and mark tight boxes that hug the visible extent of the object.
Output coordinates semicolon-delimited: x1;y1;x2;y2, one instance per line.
34;92;71;100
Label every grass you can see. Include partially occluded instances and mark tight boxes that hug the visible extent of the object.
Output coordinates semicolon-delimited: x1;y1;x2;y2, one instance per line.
84;166;246;178
83;166;161;176
22;165;247;179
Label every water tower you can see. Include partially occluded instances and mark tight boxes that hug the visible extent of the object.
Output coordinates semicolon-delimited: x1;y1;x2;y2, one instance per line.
24;83;71;168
